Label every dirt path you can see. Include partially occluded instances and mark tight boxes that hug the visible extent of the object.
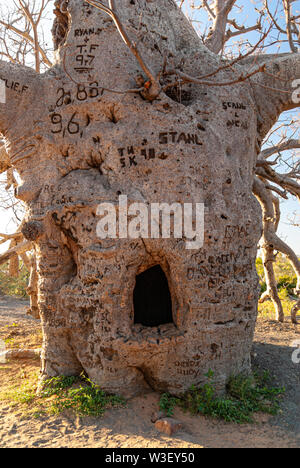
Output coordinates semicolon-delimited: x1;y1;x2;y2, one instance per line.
0;296;299;448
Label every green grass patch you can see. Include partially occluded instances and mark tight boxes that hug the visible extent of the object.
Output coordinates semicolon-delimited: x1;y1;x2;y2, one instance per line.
0;376;37;406
1;373;126;418
40;375;126;416
159;370;284;424
40;374;126;417
39;375;79;398
159;392;178;417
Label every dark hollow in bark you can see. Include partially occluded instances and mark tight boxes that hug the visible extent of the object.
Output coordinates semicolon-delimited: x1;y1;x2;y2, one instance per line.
22;221;44;241
134;265;173;328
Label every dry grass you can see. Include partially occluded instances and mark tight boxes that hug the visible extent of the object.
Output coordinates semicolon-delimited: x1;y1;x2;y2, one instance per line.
0;360;42;418
258;290;297;321
0;318;43;418
0;321;42;350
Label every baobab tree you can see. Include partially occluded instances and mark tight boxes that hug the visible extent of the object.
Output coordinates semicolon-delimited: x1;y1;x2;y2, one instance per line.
0;0;299;396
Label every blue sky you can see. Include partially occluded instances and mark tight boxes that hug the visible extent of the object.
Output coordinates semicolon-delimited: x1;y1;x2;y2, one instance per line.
0;0;299;253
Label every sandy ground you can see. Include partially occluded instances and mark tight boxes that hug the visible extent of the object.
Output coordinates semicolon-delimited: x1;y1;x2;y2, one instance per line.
0;295;299;448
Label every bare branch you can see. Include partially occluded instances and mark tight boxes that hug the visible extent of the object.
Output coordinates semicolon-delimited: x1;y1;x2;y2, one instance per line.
84;0;161;100
0;240;32;267
0;5;52;70
283;0;298;53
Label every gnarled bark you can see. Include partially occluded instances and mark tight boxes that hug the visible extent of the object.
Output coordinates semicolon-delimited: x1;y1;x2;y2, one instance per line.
0;0;299;396
247;53;300;140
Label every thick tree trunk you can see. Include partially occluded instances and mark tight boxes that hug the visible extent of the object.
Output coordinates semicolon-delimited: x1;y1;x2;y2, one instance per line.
0;0;299;396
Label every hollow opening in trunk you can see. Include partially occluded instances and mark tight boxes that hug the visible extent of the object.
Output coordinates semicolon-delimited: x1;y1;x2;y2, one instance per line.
133;265;173;327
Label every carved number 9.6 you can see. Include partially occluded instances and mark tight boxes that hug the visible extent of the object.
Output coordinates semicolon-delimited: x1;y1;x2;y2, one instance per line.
50;112;81;135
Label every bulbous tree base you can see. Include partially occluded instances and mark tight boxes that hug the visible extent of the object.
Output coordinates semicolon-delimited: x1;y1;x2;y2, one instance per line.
1;0;298;397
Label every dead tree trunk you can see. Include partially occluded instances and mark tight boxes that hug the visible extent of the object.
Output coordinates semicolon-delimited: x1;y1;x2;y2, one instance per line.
254;176;300;323
26;252;39;320
253;177;284;322
0;0;300;397
291;300;300;324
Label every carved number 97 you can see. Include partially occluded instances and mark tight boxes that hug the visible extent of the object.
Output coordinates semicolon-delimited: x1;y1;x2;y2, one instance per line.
51;112;80;135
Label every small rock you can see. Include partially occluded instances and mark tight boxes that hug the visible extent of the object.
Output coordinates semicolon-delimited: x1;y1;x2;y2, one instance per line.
8;423;17;435
155;418;183;436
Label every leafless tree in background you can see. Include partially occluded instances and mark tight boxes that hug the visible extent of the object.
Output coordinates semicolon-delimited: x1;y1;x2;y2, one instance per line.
0;0;52;71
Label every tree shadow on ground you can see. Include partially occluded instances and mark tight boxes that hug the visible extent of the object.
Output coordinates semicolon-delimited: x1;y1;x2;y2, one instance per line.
252;340;300;434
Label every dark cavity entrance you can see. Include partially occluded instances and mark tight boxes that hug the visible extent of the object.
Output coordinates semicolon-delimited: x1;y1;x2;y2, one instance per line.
133;265;173;327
